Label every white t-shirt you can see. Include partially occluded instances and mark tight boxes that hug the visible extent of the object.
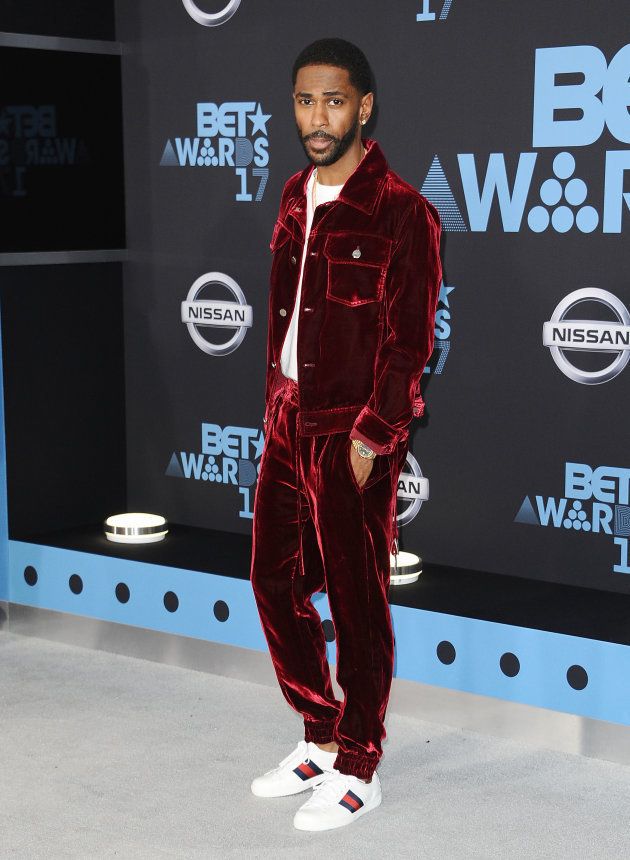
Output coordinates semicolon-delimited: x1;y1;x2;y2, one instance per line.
280;169;343;381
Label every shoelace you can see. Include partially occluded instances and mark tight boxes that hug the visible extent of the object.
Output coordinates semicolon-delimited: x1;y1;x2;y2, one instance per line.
275;740;309;771
304;770;350;809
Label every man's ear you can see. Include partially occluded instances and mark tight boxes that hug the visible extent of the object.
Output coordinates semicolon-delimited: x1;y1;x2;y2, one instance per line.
360;92;374;124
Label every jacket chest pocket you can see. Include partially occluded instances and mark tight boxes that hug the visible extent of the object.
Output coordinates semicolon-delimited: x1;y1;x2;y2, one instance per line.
323;233;392;306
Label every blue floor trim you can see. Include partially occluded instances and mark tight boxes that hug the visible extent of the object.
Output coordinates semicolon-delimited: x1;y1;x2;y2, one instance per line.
0;309;8;603
8;539;630;726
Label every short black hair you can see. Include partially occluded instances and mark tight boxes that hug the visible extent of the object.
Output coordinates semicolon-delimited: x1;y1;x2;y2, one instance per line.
292;38;372;95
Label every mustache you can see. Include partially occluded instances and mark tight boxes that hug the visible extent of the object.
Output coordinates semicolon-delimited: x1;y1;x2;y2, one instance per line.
303;131;337;142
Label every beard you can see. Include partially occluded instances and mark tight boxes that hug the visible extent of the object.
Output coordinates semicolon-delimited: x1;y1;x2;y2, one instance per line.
297;117;360;166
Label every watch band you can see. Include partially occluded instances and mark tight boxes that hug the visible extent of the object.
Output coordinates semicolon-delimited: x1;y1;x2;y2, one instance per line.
351;438;376;459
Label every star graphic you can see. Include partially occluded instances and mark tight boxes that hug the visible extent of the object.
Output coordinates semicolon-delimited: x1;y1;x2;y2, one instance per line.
252;430;265;460
438;281;455;307
248;103;271;136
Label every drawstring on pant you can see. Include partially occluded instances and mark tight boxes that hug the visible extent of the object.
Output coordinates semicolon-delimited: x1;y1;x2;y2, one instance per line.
389;449;400;558
390;516;399;561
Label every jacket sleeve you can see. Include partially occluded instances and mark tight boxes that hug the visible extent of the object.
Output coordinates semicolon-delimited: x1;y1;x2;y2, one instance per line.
350;197;442;454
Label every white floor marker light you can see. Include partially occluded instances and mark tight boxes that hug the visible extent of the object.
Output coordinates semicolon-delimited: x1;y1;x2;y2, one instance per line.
104;513;169;544
390;549;422;585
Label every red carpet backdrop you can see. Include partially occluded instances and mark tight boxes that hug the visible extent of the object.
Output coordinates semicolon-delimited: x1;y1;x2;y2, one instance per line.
111;0;629;593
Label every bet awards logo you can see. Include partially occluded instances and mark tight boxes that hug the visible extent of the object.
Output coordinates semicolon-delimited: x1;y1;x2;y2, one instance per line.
397;451;429;527
181;0;241;27
166;420;263;519
423;43;630;233
515;461;630;575
0;105;90;198
416;0;455;22
424;279;455;376
181;272;252;356
160;101;270;202
543;288;630;384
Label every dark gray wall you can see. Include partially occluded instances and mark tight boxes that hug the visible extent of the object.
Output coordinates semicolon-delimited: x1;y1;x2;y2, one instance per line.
116;0;630;593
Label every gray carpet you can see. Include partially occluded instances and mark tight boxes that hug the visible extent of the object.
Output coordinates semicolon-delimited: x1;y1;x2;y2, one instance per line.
1;630;630;859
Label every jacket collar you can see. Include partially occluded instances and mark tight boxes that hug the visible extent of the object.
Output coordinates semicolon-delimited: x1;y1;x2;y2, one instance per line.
287;138;388;217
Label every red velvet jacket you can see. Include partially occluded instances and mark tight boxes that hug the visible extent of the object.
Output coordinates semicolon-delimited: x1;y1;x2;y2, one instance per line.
264;138;442;455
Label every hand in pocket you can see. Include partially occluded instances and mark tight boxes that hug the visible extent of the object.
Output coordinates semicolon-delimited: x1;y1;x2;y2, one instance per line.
348;441;374;489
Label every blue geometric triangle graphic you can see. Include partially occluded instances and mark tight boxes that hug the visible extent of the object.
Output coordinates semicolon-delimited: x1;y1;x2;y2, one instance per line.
165;452;184;477
514;495;539;525
160;139;179;167
421;155;467;232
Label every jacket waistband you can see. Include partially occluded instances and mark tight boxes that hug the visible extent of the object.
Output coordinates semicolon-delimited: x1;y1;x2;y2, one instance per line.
298;404;362;436
271;373;362;436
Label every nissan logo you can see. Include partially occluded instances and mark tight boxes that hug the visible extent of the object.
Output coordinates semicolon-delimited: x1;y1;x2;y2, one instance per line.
181;0;241;27
543;288;630;384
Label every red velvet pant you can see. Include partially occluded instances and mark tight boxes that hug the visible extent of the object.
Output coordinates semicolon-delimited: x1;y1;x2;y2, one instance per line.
250;374;407;779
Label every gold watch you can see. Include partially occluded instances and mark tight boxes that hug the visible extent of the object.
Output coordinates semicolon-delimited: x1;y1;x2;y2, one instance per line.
351;438;376;459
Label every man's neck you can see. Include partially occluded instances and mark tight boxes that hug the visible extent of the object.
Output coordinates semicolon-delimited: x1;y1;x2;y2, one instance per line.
315;138;366;186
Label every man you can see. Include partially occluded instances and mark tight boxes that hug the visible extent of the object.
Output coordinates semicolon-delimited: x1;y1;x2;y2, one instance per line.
249;38;442;831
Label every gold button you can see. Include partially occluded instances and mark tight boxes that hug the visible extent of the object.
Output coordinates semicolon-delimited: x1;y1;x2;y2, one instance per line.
279;308;287;317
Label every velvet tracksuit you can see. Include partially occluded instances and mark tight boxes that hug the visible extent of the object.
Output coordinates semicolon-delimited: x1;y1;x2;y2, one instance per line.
250;139;442;779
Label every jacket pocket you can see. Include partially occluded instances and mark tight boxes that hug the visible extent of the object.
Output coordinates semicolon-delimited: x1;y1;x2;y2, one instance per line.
324;232;391;306
345;437;390;494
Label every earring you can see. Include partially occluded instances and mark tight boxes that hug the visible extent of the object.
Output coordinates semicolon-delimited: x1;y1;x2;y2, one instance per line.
361;118;366;125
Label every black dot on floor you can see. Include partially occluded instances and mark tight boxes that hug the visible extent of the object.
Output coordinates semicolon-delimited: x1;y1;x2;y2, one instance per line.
213;600;229;622
164;591;179;612
115;583;130;603
500;652;520;677
436;640;456;665
567;664;588;690
322;619;336;642
69;574;83;595
24;565;38;586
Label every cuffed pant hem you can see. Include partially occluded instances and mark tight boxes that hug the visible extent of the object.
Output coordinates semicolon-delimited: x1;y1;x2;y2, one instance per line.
334;751;379;780
304;719;337;744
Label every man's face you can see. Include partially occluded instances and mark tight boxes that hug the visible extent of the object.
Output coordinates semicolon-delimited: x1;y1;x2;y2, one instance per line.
293;64;372;167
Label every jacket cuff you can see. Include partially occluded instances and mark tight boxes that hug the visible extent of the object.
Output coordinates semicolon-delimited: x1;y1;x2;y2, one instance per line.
350;406;400;455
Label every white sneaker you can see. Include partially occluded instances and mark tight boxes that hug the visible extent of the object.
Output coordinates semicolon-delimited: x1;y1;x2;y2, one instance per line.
250;740;337;797
293;768;382;831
